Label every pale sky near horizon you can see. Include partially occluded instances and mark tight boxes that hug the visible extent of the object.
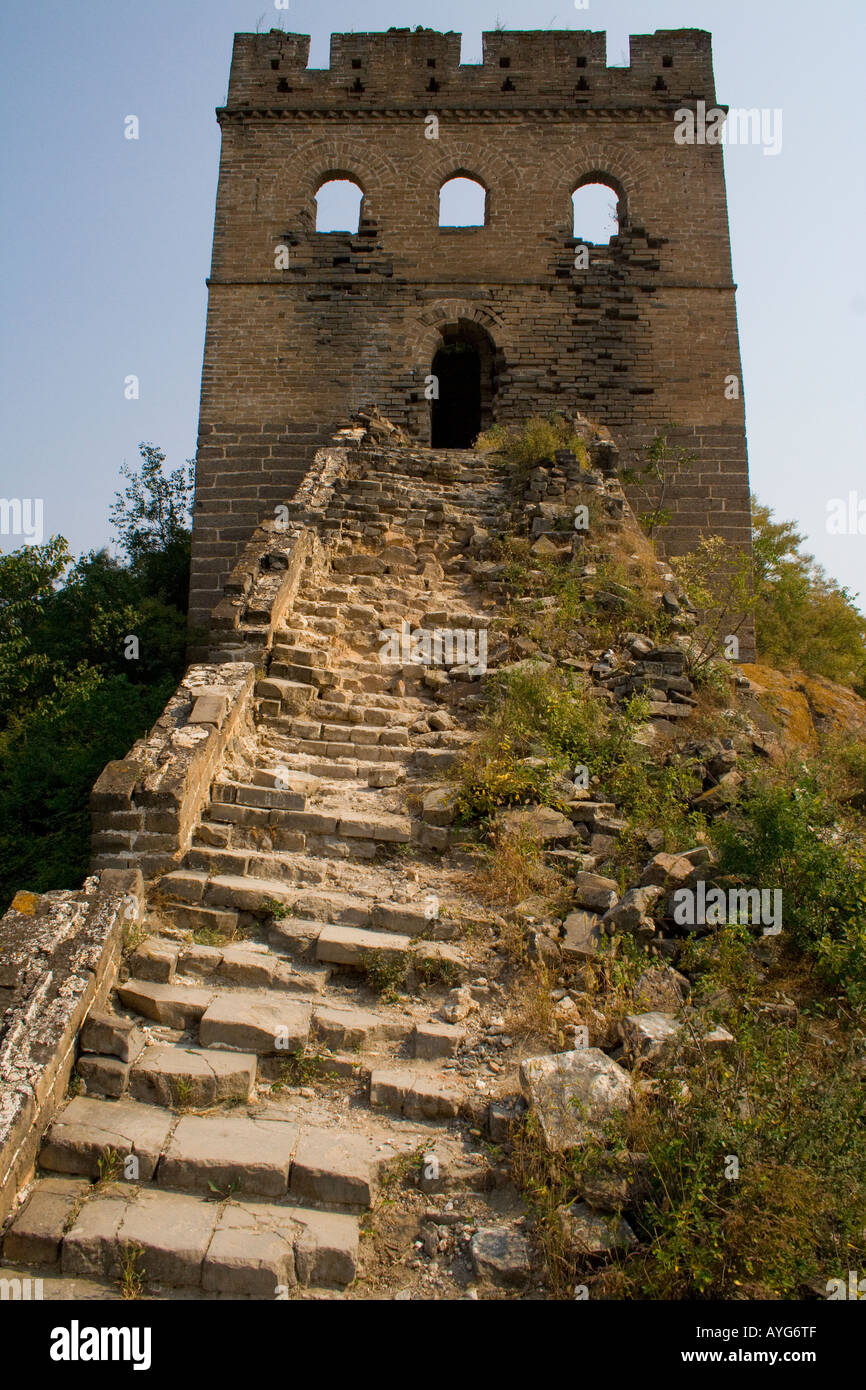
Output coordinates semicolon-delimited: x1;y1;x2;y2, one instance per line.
1;0;864;605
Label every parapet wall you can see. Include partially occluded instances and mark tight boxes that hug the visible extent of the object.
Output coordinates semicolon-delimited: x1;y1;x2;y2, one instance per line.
225;28;717;109
0;870;145;1226
90;435;359;881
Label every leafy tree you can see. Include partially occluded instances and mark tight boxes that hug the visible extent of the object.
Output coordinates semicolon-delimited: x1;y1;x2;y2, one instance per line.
0;536;70;721
0;445;193;908
751;496;866;692
110;442;194;611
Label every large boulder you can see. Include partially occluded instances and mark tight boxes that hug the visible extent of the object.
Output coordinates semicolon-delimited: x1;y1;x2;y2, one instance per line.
573;872;619;913
558;1202;638;1256
561;910;603;961
600;885;662;935
632;965;690;1013
519;1048;633;1151
499;806;582;844
470;1227;533;1287
618;1011;681;1066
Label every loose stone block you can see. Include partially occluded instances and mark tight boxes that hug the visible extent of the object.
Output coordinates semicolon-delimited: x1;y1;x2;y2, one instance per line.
3;1178;91;1266
199;996;311;1055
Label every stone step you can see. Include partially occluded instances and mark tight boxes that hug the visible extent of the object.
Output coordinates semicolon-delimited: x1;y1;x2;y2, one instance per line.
4;1179;359;1291
206;806;416;845
316;923;412;967
286;718;410;747
39;1097;380;1210
198;994;313;1054
255;749;407;785
186;844;300;883
211;778;312;811
368;1067;462;1120
161;902;240;936
293;702;416;728
310;1003;410;1051
161;1115;380;1209
270;661;341;689
271;643;334;669
267;731;413;763
294;599;343;618
116;979;215;1030
254;676;319;712
128;1045;258;1108
313;924;464;974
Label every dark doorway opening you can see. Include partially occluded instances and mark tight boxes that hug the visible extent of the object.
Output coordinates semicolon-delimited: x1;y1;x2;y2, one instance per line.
431;342;480;446
429;319;497;448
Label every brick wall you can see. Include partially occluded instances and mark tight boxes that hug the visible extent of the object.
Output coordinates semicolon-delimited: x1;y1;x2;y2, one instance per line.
189;27;751;633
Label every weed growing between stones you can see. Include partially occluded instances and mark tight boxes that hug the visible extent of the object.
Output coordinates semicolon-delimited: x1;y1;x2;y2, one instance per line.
96;1147;123;1186
119;1241;146;1300
270;1049;322;1091
359;950;409;1001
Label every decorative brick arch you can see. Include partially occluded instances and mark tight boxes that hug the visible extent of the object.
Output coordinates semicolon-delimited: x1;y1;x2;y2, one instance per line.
418;143;522;223
281;138;400;221
404;298;513;368
547;143;654;230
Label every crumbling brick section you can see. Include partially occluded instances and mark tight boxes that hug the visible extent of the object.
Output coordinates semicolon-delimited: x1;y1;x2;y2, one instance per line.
190;26;752;643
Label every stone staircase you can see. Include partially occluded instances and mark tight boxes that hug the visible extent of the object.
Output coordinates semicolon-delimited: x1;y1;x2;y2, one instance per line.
2;444;522;1298
3;436;702;1298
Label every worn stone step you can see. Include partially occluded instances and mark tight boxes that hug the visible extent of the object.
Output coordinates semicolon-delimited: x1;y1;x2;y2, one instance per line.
316;923;412;967
291;888;373;925
40;1097;174;1180
160;1114;379;1208
267;916;324;959
128;1045;257;1108
116;979;215;1029
202;874;293;913
198;995;313;1055
275;735;412;764
158;902;240;936
187;845;298;884
368;1067;461;1120
270;661;341;689
271;643;333;669
311;702;416;727
256;750;407;784
211;778;311;811
311;1003;410;1051
30;1184;359;1290
286;719;410;749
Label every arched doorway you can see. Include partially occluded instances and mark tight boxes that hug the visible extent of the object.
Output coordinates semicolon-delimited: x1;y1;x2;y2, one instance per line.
430;319;496;447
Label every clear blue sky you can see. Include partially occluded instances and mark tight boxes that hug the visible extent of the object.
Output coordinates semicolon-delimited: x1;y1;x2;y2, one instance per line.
1;0;864;603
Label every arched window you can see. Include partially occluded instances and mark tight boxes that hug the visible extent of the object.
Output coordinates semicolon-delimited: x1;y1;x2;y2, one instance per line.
572;181;620;244
315;178;363;233
439;176;486;228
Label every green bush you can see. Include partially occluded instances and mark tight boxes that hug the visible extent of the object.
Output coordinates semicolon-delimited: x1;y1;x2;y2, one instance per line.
476;414;589;474
0;667;174;904
713;767;866;1004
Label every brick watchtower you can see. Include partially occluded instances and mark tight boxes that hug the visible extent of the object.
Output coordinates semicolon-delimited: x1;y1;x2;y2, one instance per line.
189;27;751;635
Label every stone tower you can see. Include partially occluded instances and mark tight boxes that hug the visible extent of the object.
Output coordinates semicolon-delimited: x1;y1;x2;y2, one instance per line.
189;27;751;634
